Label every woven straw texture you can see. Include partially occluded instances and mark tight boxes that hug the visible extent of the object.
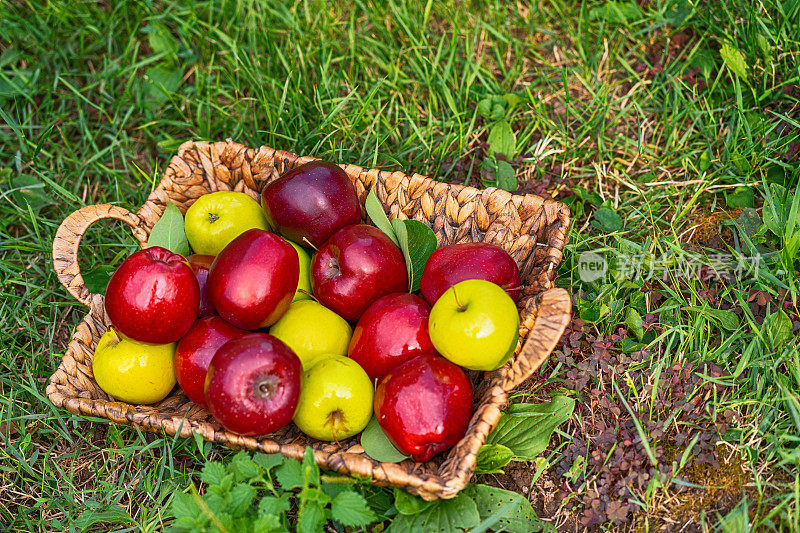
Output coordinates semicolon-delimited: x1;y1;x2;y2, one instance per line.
48;140;572;500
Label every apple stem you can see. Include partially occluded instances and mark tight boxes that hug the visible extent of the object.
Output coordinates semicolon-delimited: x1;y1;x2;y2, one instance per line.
298;288;318;302
302;237;318;251
452;286;467;312
328;409;344;447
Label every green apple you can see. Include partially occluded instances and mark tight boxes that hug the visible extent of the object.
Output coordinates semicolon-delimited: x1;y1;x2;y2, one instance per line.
288;241;312;302
293;355;374;441
269;300;351;369
92;328;177;404
184;191;269;256
428;279;519;371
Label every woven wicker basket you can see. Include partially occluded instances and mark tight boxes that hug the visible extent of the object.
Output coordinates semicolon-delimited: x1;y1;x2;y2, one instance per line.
48;140;571;501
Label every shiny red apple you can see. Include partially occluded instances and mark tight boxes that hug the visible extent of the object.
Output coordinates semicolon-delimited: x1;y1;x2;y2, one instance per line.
311;224;407;321
374;354;473;462
348;293;437;381
188;254;215;317
104;246;200;344
207;229;299;330
205;333;302;436
419;242;522;305
261;160;362;248
174;316;247;407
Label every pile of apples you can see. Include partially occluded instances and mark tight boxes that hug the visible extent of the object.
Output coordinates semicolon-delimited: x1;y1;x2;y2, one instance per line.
93;161;522;462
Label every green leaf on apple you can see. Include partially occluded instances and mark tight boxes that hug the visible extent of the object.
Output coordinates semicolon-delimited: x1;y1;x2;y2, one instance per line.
486;396;575;460
147;201;192;257
474;443;514;474
365;188;399;246
391;218;437;292
360;417;409;463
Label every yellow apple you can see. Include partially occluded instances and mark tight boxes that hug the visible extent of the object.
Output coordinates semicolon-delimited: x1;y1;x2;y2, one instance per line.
184;191;269;256
288;241;313;302
269;300;351;369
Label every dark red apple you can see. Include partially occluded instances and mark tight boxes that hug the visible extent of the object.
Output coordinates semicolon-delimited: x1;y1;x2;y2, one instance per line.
261;160;362;248
348;293;437;381
374;354;473;462
419;242;522;305
205;333;302;436
207;229;299;330
311;224;407;321
104;246;199;344
174;316;247;407
188;254;215;317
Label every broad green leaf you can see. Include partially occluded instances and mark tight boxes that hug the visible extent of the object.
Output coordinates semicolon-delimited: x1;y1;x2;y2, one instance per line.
503;92;524;109
171;491;199;521
477;95;505;120
230;451;262;481
361;417;409;463
147;202;191;256
470;484;553;533
592;206;623;233
73;508;132;530
331;491;377;527
475;443;514;474
495;160;517;192
704;308;739;331
386;492;480;533
5;173;53;212
726;186;755;208
765;310;792;350
253;453;284;473
83;264;115;295
302;446;320;487
251;514;286;533
297;498;326;533
403;219;437;292
144;64;182;107
259;494;291;516
275;458;304;490
148;23;179;60
720;43;748;80
200;462;227;486
486;396;575;459
487;120;516;159
365;188;399;246
625;308;644;341
228;483;257;517
394;489;435;515
589;1;642;23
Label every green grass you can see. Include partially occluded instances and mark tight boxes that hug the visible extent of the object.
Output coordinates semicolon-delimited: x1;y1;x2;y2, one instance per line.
1;0;799;530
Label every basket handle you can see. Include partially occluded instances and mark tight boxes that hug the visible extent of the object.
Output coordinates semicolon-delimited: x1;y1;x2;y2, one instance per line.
503;288;572;392
52;204;150;308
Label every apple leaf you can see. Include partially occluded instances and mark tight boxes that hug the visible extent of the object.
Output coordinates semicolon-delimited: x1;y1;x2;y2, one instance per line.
386;491;480;533
82;264;116;295
391;218;437;292
467;484;553;533
365;188;399;246
360;417;409;463
147;201;192;257
474;443;514;474
486;396;575;460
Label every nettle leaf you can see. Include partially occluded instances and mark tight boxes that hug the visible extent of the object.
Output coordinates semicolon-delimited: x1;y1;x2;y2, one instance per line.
387;491;480;533
365;188;399;246
251;514;285;533
394;489;435;516
592;206;624;233
470;484;553;533
83;264;116;295
475;443;514;474
487;120;516;159
253;453;284;473
402;220;437;292
147;202;191;257
228;483;257;517
230;451;262;481
486;396;575;460
171;491;199;521
720;43;749;81
298;489;329;533
200;461;227;486
495;160;517;192
361;417;409;463
275;458;304;490
331;491;376;527
259;493;292;516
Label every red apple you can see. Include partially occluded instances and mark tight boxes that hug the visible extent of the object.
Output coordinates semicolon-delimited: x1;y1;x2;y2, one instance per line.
374;354;473;462
104;246;199;344
205;333;302;436
188;254;215;317
261;160;362;248
174;316;247;407
419;243;521;305
348;293;437;381
207;229;299;330
311;224;407;321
